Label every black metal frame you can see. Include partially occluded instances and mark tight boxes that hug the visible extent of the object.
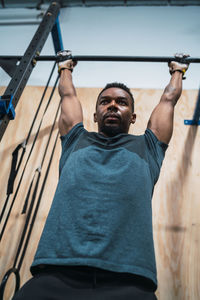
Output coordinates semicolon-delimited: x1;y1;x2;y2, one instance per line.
0;1;61;142
1;12;200;137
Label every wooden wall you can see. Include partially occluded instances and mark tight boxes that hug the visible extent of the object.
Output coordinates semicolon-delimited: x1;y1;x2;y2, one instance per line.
0;85;199;300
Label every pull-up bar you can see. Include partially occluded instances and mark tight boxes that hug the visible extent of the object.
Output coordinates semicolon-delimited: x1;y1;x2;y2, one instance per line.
1;55;200;63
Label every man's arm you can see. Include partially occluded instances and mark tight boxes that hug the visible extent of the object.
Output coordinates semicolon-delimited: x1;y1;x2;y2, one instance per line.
58;58;83;136
147;55;189;144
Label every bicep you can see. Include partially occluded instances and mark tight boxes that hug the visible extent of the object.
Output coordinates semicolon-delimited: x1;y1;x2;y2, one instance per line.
147;100;174;144
59;95;83;136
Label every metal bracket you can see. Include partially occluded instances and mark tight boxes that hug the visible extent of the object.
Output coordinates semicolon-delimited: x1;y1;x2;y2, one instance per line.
0;95;15;120
184;88;200;126
184;120;200;125
0;58;18;77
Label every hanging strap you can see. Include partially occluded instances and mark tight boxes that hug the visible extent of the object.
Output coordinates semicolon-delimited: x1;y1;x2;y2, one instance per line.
0;62;56;226
0;73;59;241
14;169;41;267
0;142;25;224
0;76;60;298
0;268;20;300
7;142;26;195
21;169;38;215
0;132;59;299
21;95;60;214
18;131;59;272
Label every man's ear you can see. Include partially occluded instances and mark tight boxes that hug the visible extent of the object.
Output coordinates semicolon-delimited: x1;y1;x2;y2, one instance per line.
94;112;97;123
131;113;136;124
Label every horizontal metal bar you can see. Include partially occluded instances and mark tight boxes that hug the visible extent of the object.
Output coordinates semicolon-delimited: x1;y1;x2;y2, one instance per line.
0;21;41;25
72;56;200;63
1;55;200;63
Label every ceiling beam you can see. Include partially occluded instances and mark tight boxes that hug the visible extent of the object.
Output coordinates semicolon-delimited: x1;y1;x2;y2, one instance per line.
1;0;5;8
1;0;200;8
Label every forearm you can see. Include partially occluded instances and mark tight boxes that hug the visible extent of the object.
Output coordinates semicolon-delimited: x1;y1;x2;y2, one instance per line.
161;71;183;106
57;65;83;136
58;69;77;98
147;54;189;144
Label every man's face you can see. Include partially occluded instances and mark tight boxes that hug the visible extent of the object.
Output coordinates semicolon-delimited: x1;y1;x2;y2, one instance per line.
94;87;136;137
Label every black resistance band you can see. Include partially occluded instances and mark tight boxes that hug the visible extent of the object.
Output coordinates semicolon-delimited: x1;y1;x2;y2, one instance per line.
0;70;59;241
0;78;60;299
0;62;57;225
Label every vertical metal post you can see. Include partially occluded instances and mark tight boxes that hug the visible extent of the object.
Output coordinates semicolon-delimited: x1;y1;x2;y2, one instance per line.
51;14;64;53
184;87;200;125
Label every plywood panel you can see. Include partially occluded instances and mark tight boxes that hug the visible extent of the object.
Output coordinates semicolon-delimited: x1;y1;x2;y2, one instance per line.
0;85;199;300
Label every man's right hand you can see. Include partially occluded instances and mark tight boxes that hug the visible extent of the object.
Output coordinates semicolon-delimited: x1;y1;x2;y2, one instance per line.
57;50;77;73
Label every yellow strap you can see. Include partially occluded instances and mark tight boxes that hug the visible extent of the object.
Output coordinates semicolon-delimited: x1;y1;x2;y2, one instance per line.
182;68;186;75
58;66;72;74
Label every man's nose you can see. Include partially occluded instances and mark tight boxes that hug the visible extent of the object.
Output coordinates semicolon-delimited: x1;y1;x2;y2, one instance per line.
108;100;117;111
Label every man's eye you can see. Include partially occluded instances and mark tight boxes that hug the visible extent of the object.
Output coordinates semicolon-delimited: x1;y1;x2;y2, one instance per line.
119;100;127;105
101;100;108;104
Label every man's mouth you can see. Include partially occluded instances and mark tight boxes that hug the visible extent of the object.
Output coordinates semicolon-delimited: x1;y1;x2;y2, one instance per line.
104;113;120;121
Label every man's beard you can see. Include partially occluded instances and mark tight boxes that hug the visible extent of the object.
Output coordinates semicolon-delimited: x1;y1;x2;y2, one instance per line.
100;124;123;137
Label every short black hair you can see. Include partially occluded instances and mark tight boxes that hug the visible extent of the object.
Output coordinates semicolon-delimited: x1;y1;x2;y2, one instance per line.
96;82;134;112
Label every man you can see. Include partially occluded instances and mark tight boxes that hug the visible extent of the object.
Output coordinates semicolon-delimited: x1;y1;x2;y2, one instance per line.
13;53;189;300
